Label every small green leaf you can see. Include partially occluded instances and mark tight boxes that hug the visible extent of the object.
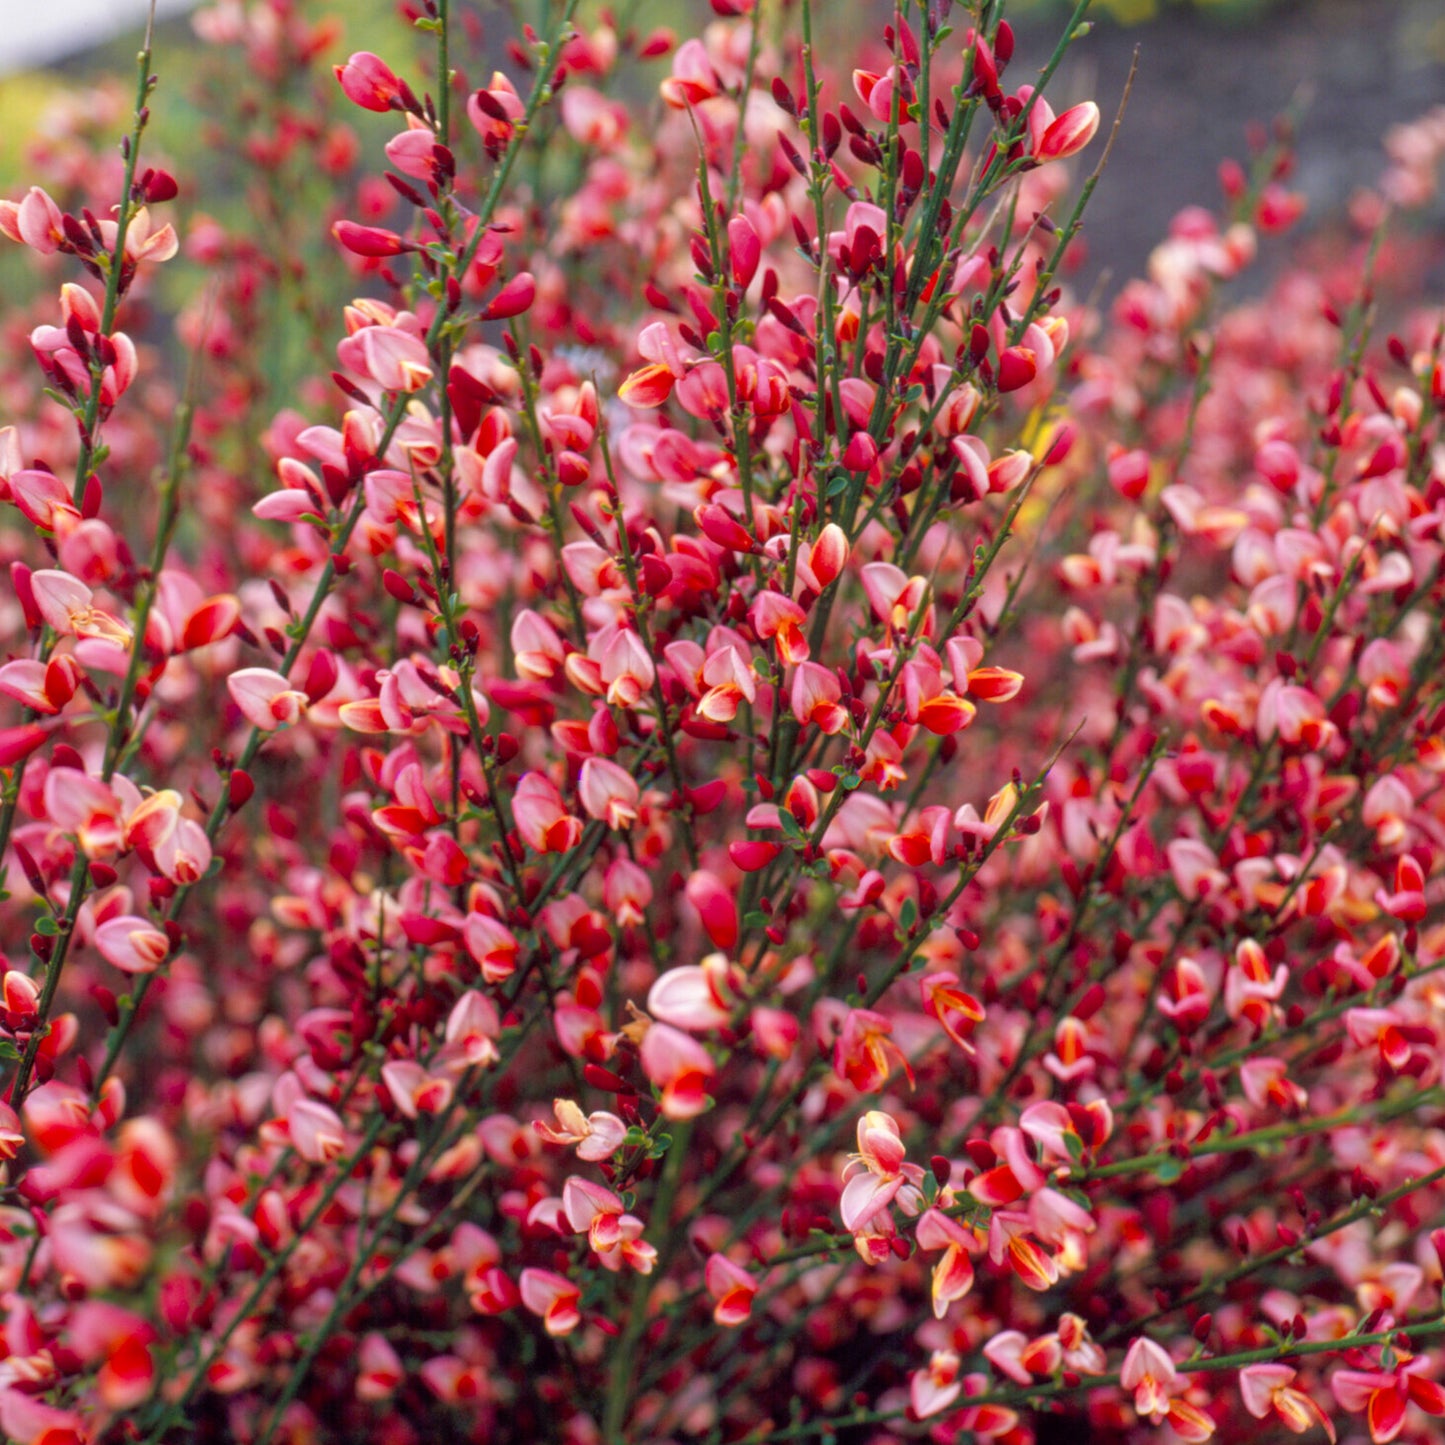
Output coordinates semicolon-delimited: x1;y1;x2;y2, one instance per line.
34;915;59;937
840;772;862;791
899;898;918;931
1154;1156;1184;1184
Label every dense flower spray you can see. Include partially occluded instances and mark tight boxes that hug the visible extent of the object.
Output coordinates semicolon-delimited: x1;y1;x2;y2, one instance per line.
0;0;1443;1441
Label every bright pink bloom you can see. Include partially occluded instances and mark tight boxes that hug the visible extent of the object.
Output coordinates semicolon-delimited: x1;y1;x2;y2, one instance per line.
461;913;520;984
791;661;849;735
915;1208;976;1317
534;1099;627;1161
356;1333;404;1401
705;1253;757;1326
1333;1359;1445;1443
660;38;719;107
833;1007;913;1091
31;569;131;646
334;52;407;111
647;954;740;1032
840;1111;923;1233
512;772;584;854
518;1268;582;1336
227;668;308;731
0;186;65;253
911;1350;964;1419
577;757;640;830
287;1098;349;1162
640;1023;716;1119
1034;101;1101;162
1240;1365;1336;1440
93;916;169;974
1122;1337;1179;1423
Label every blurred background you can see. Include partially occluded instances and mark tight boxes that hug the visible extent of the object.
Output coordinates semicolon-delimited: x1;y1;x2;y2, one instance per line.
1;0;1443;293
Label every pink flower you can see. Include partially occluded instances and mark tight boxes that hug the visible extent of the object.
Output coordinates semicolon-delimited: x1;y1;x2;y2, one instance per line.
286;1097;349;1163
647;954;741;1032
518;1268;582;1336
705;1254;758;1326
1240;1364;1336;1441
915;1207;976;1317
381;1059;454;1118
512;772;583;854
0;1388;88;1445
1122;1337;1179;1423
336;324;433;393
1333;1359;1445;1444
832;1006;913;1091
31;569;131;646
227;668;309;731
94;916;169;974
334;52;408;111
0;186;65;253
840;1111;923;1233
660;39;719;108
534;1099;627;1161
791;661;849;735
577;757;640;830
911;1349;964;1419
356;1333;404;1402
461;913;520;984
1033;101;1101;163
919;972;986;1053
639;1023;716;1119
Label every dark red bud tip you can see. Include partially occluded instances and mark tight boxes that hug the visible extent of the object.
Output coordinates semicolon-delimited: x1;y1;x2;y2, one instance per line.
228;769;255;811
81;473;103;519
1193;1313;1213;1342
582;1064;634;1094
383;568;417;603
142;169;180;203
89;985;119;1027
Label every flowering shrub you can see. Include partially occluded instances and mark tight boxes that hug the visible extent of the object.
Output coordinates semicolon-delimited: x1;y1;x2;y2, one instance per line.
1;0;1445;1441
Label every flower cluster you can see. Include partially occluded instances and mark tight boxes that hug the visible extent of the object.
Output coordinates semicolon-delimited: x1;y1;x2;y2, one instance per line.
0;0;1442;1442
